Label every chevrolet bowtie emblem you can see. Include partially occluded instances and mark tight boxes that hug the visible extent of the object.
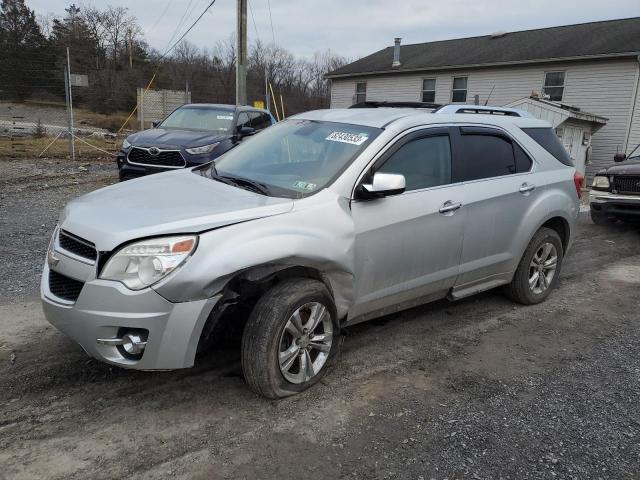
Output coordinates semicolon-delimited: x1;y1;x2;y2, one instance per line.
47;249;60;267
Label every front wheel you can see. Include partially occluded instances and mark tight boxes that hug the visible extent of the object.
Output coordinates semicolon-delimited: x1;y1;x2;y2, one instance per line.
504;227;564;305
241;279;340;399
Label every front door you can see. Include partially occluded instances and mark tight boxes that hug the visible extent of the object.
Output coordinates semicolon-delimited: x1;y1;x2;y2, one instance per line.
350;128;465;320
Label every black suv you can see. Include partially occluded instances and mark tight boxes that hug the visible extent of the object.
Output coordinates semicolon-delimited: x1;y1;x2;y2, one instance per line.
117;104;275;181
589;143;640;224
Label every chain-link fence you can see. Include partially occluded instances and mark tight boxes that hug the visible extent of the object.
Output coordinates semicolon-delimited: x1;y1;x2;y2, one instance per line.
0;47;193;161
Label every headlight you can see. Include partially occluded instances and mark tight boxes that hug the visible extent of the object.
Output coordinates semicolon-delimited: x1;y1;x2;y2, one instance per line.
122;138;132;149
100;235;197;290
592;175;610;189
186;142;219;155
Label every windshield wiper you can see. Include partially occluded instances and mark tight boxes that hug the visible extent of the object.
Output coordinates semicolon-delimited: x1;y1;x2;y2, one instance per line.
213;174;270;195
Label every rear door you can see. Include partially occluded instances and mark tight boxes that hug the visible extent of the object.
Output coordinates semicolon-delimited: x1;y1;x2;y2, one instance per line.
451;126;538;293
350;127;466;319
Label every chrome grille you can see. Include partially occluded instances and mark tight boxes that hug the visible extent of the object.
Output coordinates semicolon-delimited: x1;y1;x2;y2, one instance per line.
59;230;97;261
128;147;186;168
48;271;84;302
612;176;640;195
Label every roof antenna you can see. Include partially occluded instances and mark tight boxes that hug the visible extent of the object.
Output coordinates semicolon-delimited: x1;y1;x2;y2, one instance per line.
484;85;495;106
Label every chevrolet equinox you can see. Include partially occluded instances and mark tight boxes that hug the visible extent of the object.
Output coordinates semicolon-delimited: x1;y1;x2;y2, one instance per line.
42;105;581;398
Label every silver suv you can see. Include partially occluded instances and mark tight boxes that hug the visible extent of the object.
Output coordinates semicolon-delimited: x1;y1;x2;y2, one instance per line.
42;105;581;398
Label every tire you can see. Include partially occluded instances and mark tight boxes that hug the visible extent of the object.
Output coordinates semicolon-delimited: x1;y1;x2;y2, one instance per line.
504;227;564;305
590;209;616;225
241;279;341;399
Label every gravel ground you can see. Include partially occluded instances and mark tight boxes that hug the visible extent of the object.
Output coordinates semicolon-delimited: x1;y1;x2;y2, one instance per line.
1;159;640;479
0;157;117;302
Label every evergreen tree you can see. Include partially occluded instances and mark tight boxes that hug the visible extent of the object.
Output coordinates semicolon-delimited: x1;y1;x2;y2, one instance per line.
0;0;47;100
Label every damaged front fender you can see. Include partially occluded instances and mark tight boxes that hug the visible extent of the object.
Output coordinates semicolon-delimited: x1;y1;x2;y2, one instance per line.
153;190;357;319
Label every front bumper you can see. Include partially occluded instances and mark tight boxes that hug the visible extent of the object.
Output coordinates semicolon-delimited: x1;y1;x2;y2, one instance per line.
41;263;220;370
589;190;640;217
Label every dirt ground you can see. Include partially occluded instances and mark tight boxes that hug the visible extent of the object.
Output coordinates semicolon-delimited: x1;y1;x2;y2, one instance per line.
1;158;640;480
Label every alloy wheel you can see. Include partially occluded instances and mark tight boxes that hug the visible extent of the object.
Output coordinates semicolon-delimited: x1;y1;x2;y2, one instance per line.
528;242;558;295
278;302;333;384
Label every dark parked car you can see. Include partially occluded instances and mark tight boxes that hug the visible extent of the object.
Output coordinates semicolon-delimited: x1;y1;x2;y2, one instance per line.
589;143;640;224
117;104;275;181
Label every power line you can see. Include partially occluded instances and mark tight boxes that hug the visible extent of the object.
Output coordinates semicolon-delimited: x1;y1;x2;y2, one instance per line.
162;0;217;59
247;0;261;42
149;0;175;33
161;0;195;55
266;0;276;45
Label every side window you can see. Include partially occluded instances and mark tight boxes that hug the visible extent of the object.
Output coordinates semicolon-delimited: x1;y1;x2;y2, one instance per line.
260;112;273;128
236;112;251;129
513;143;533;173
451;76;468;102
248;112;266;130
543;71;565;101
522;127;573;166
421;78;436;103
457;131;516;181
377;135;452;191
355;82;366;103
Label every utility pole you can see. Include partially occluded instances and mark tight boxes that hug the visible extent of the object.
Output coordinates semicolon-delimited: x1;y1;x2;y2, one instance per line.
236;0;247;105
265;67;270;112
65;47;75;161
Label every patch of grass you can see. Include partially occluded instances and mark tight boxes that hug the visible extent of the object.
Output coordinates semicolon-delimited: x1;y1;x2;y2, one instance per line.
75;109;137;132
0;135;120;160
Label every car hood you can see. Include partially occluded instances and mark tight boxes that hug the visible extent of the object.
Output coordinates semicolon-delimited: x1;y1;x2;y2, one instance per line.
128;128;229;149
601;159;640;176
59;169;294;251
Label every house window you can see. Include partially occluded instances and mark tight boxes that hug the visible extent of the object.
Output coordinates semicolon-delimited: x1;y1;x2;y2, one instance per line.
543;71;565;101
451;77;467;102
355;82;366;104
421;78;436;103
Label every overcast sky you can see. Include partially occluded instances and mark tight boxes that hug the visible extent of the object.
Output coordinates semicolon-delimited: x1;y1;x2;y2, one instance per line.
28;0;640;59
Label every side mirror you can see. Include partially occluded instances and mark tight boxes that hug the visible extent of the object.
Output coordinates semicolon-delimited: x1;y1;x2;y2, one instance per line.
614;153;626;162
358;172;406;199
236;126;256;139
151;121;159;128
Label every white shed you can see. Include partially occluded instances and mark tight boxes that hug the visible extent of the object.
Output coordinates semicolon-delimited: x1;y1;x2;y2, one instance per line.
506;97;608;175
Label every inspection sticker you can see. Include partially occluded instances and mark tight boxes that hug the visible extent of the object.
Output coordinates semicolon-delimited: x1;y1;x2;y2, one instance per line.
326;131;369;145
293;181;317;191
216;115;234;120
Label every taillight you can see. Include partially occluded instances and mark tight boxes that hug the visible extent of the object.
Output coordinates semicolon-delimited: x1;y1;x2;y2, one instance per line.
573;171;584;199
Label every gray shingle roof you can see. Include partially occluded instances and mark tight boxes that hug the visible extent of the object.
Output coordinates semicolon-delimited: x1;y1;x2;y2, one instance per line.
326;17;640;78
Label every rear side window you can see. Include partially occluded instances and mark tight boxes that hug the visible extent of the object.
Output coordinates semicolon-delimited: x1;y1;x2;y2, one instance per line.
458;133;515;181
514;143;533;173
522;127;573;166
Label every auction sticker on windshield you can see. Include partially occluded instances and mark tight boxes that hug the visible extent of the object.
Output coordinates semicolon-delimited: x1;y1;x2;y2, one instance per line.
326;131;369;146
217;115;234;120
293;181;317;191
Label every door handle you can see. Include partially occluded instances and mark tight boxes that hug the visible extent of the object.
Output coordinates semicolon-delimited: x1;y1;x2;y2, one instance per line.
439;201;462;214
519;183;536;194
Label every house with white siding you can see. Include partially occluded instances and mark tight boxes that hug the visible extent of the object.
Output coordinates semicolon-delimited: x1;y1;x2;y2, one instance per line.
326;17;640;178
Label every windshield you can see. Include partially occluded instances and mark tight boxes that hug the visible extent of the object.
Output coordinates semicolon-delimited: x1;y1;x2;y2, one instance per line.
629;144;640;161
160;106;234;132
211;119;382;198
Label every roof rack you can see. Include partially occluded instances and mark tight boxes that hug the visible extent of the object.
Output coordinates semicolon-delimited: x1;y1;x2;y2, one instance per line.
433;104;531;117
349;101;442;109
348;101;532;117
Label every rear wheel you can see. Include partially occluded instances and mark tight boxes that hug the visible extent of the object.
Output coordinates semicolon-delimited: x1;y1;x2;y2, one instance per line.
241;279;340;399
504;227;564;305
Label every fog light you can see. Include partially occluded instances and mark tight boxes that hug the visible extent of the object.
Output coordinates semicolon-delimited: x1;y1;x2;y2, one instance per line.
122;333;147;355
96;329;148;359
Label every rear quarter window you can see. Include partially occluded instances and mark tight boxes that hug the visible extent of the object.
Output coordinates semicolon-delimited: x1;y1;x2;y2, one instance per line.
522;127;573;166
